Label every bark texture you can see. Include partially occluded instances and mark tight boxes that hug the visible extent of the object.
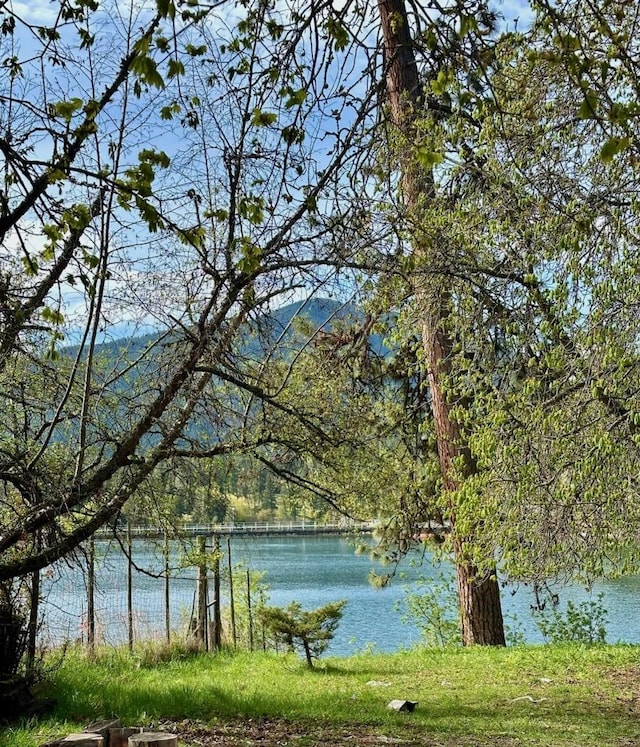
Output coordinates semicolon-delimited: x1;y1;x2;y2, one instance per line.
377;0;505;646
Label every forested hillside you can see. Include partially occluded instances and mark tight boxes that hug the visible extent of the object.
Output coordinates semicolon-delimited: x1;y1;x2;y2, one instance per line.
93;297;372;525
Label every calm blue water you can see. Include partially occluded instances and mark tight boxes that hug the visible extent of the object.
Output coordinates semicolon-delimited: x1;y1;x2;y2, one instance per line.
40;535;640;654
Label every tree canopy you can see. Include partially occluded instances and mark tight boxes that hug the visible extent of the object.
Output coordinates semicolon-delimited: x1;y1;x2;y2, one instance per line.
2;0;640;649
0;0;382;581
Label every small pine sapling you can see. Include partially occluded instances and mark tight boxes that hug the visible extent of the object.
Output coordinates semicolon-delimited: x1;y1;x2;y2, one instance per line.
259;600;346;667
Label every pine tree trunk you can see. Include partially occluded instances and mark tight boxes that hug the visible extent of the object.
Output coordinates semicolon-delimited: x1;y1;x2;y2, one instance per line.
378;0;505;646
303;640;313;668
421;289;505;646
455;553;505;646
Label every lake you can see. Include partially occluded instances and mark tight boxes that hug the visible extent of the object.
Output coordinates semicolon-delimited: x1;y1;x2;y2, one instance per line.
40;534;640;655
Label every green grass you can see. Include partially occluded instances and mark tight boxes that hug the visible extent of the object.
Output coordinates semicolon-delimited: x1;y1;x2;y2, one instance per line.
2;643;639;747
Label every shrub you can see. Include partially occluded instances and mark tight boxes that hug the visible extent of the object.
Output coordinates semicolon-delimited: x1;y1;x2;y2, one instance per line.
536;594;608;644
399;572;461;647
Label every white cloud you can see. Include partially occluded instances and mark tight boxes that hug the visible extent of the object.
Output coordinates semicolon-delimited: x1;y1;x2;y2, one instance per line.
10;0;58;24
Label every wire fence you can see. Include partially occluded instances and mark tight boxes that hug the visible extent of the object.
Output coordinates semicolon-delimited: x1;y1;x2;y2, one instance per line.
36;521;377;652
38;533;261;652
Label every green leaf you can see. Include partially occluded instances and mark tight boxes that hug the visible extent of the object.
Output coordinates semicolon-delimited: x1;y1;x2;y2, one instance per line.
3;55;22;78
609;102;633;124
167;59;185;78
135;195;164;232
430;69;453;96
238;196;265;225
47;169;66;184
266;19;283;39
131;54;165;89
304;193;318;213
185;43;207;56
21;256;38;275
182;110;200;128
160;102;181;120
600;136;630;163
236;237;262;274
578;89;598;119
282;125;305;145
156;0;175;18
42;224;63;242
82;250;100;269
133;36;151;56
177;226;206;248
205;208;229;221
251;108;277;127
416;147;444;168
41;306;65;325
459;14;477;38
40;244;55;262
2;16;16;35
83;99;100;118
326;16;349;51
155;35;170;53
64;203;91;230
285;88;307;109
45;340;60;361
51;98;84;122
78;28;94;49
139;149;171;168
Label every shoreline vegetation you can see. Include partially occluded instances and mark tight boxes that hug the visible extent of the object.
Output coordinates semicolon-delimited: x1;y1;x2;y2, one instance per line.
2;643;639;747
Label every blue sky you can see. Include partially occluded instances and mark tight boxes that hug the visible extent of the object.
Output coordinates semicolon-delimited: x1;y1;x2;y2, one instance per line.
3;0;539;343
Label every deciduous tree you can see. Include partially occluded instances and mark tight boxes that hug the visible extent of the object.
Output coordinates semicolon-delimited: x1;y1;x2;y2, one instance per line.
0;0;380;585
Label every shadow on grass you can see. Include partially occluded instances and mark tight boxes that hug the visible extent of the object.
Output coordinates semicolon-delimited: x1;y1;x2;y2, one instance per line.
29;646;640;747
47;671;236;722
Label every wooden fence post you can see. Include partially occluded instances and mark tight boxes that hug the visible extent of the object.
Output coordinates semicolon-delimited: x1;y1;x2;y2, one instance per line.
246;569;253;651
227;537;237;648
211;534;221;650
26;530;40;674
195;535;208;648
164;531;170;645
127;523;134;652
87;536;95;656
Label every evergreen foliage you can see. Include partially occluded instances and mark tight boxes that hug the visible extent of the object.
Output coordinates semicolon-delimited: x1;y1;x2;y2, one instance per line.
259;600;346;667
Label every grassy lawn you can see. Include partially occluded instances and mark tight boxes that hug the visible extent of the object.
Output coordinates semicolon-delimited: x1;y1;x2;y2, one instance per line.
2;643;639;747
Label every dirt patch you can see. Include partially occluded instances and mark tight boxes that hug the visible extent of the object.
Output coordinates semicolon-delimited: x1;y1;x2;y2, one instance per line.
155;717;408;747
605;664;640;716
152;717;523;747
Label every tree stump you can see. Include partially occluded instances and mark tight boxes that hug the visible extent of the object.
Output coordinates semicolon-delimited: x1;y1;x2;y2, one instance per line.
61;734;104;747
85;720;122;747
109;728;142;747
128;733;177;747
